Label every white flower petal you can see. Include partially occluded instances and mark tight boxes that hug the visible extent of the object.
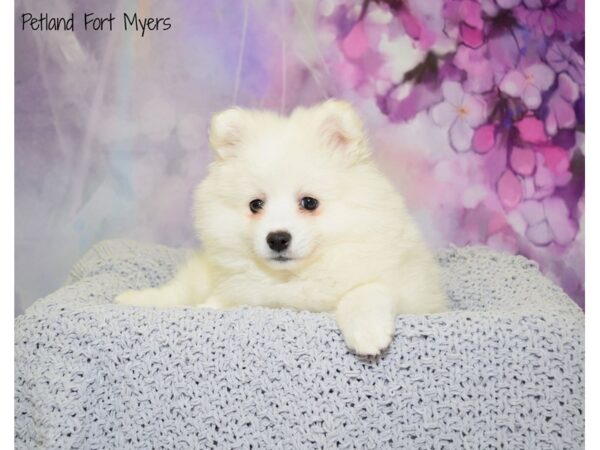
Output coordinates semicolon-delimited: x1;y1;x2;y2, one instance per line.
499;70;526;97
441;81;465;106
522;84;542;109
527;63;555;90
557;73;580;102
430;102;457;127
449;119;474;152
462;95;487;127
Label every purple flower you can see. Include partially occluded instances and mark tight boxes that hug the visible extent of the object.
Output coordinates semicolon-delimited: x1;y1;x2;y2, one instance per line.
516;0;584;38
546;73;580;136
487;33;522;84
318;0;586;306
454;45;495;93
431;81;487;152
496;0;522;8
515;197;577;246
546;41;584;88
443;0;485;48
526;9;557;36
499;64;555;109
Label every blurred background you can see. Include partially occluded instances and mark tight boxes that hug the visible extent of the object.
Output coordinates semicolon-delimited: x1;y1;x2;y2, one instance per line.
15;0;584;314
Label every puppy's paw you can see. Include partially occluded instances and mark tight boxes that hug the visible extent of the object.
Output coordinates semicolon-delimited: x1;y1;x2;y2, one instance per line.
114;288;167;307
336;285;396;356
338;315;394;356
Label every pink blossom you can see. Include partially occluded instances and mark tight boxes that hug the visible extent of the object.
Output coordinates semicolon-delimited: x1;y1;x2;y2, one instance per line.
398;10;422;41
497;170;522;209
512;116;570;179
459;1;484;29
499;64;555;109
510;147;536;175
460;24;484;48
515;116;547;143
342;22;369;60
539;146;570;174
527;152;571;200
430;81;487;152
458;1;484;47
545;73;580;136
473;124;496;153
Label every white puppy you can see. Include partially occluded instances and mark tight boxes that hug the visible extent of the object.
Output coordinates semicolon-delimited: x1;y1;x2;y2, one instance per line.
116;100;447;355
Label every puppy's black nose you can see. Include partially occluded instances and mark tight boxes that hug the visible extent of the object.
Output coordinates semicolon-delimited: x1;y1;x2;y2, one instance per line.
266;231;291;252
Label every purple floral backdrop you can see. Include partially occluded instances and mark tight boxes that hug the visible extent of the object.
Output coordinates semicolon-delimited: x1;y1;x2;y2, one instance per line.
15;0;584;314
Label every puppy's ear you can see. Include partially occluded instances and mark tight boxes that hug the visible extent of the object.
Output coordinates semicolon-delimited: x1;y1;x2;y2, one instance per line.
208;108;245;159
317;100;368;162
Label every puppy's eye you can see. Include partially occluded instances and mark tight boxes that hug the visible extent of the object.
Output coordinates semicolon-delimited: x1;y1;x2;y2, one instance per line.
300;196;319;211
249;199;264;213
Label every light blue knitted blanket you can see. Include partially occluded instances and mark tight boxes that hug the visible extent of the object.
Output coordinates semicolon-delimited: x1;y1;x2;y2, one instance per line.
15;240;584;449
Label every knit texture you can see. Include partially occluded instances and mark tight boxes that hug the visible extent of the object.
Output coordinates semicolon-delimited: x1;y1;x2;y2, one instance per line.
15;239;584;449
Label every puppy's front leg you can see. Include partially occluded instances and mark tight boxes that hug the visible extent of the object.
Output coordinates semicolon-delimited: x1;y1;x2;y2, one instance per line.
336;284;396;356
115;253;214;308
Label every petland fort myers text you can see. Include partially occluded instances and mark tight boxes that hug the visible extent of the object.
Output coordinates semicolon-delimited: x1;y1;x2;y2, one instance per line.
21;13;171;37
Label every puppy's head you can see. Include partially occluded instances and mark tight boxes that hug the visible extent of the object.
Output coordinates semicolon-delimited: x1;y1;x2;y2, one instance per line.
195;100;372;272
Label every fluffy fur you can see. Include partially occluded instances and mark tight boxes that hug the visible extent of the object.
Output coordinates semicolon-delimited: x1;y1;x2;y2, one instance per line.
116;100;447;355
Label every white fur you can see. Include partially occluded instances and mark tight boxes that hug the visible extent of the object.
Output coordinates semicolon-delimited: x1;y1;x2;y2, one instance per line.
116;100;447;355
